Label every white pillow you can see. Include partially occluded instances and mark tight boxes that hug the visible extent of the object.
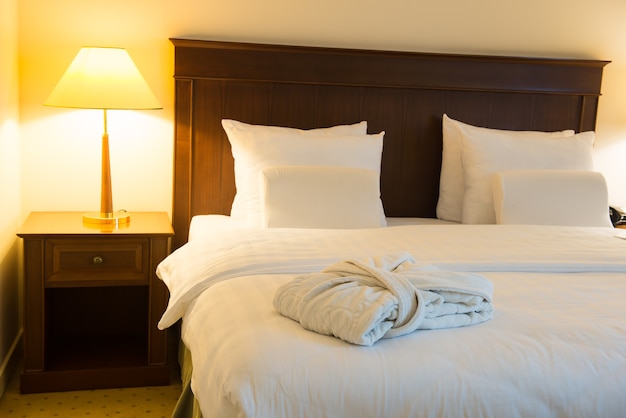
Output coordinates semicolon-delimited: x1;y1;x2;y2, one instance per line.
492;170;612;228
437;114;575;223
460;129;594;224
261;166;383;229
222;119;367;138
222;119;384;227
223;119;368;223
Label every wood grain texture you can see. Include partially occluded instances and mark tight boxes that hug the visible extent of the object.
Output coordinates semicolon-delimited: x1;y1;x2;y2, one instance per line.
170;38;608;249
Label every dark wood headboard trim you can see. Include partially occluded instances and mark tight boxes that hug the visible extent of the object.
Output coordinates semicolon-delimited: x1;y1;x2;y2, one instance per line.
173;78;193;236
171;38;607;95
170;38;609;249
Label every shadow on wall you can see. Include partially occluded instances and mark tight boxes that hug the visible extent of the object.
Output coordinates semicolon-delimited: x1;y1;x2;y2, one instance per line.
0;235;22;399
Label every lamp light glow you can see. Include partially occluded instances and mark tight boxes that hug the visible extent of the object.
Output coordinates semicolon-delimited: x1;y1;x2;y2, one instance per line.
45;47;162;226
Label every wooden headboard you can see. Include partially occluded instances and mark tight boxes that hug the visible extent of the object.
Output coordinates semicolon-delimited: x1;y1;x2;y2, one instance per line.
170;38;608;249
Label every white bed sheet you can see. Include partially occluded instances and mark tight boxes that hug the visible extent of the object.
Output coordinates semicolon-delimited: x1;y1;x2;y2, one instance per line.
159;219;626;418
187;214;457;241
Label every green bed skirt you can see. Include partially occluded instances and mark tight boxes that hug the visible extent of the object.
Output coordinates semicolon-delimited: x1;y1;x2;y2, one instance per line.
171;340;203;418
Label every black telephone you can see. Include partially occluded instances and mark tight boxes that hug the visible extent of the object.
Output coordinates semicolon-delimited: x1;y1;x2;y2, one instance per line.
609;206;626;226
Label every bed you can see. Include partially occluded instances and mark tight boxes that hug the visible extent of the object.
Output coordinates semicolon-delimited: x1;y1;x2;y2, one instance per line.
160;38;626;418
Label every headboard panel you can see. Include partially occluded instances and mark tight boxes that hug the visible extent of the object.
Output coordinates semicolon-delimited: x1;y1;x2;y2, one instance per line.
171;38;608;248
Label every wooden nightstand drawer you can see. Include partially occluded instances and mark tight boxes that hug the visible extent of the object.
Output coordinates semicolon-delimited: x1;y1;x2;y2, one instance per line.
45;238;150;286
18;211;174;393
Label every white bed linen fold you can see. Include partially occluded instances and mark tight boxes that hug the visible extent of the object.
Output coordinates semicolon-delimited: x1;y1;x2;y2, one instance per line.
157;223;626;328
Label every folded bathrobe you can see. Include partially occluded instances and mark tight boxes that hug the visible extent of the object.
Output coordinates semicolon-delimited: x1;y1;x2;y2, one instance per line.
273;253;494;346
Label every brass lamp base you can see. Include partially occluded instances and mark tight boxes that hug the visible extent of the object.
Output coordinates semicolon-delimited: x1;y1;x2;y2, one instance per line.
83;211;131;226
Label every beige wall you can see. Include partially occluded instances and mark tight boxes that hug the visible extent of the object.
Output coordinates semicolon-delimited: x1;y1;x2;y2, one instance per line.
17;0;626;215
0;0;22;398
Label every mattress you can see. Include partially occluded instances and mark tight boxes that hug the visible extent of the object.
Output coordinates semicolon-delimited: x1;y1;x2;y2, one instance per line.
160;216;626;418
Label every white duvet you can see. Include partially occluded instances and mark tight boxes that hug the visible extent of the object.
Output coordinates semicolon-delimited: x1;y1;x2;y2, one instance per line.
157;217;626;418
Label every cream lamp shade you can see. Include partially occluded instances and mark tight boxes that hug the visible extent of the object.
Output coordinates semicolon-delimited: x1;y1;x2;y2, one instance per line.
45;47;162;226
45;47;161;110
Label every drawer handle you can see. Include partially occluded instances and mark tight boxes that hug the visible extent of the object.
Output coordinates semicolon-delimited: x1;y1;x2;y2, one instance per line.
93;256;104;265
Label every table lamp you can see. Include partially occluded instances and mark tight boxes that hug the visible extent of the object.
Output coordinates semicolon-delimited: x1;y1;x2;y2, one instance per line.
45;47;162;226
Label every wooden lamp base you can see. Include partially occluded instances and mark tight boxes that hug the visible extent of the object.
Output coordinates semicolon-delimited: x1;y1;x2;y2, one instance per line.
82;111;131;228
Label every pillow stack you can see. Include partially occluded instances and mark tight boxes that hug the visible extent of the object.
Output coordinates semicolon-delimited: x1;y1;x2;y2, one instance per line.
437;114;607;227
222;119;386;229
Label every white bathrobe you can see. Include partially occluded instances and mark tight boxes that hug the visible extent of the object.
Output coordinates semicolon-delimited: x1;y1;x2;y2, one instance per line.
274;253;494;346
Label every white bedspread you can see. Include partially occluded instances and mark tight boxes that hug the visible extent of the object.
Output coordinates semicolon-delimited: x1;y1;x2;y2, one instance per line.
157;219;626;418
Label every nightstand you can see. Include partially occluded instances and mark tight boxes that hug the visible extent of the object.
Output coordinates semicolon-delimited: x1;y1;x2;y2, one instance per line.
17;211;174;393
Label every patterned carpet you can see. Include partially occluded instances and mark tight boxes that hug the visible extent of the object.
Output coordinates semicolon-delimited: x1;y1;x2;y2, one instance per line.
0;369;182;417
